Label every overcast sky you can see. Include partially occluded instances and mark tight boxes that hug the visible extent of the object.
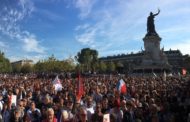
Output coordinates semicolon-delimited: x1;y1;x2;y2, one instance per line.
0;0;190;62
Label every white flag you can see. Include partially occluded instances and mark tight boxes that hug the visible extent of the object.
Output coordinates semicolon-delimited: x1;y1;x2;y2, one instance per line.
153;72;157;77
52;76;62;91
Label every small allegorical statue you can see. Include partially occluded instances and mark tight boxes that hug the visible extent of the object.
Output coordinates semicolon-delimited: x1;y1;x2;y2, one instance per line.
147;9;160;36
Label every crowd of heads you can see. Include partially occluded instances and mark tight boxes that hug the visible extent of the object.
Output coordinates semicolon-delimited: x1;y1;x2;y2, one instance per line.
0;74;190;122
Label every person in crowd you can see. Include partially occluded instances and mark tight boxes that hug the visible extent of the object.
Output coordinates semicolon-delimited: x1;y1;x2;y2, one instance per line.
0;93;4;122
101;96;110;114
110;98;123;122
0;73;190;122
42;108;57;122
63;97;74;120
17;100;25;120
85;96;95;121
9;107;23;122
59;110;72;122
78;107;87;122
2;103;11;122
91;103;103;122
27;101;41;122
93;86;102;103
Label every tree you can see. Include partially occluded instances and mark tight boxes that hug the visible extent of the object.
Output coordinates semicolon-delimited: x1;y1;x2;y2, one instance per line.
75;48;98;72
99;61;107;73
123;61;130;73
64;57;76;71
0;51;12;73
91;49;98;71
116;62;124;73
12;63;22;73
20;64;33;73
106;61;116;73
33;55;76;73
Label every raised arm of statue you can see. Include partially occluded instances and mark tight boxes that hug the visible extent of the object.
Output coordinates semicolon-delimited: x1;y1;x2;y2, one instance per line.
153;9;160;16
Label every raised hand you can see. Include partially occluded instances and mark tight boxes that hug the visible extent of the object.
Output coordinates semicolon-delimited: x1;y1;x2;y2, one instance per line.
158;8;160;13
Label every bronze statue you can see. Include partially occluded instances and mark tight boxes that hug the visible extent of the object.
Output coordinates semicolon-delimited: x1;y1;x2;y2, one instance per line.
147;9;160;36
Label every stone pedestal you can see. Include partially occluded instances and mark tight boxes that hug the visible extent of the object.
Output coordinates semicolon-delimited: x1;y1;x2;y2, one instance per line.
142;35;168;65
133;35;171;73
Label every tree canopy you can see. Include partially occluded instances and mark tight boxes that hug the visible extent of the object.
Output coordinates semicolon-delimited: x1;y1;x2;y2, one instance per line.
0;51;12;73
75;48;98;72
33;55;75;73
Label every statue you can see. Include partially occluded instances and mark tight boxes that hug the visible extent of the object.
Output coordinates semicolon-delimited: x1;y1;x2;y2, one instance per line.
147;9;160;36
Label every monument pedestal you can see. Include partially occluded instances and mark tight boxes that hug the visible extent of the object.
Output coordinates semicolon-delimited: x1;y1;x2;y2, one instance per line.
133;35;171;73
132;10;172;75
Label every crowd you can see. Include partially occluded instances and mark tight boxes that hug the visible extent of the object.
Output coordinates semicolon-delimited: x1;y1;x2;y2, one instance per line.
0;74;190;122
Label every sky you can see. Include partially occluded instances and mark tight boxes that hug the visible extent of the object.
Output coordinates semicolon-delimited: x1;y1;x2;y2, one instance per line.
0;0;190;62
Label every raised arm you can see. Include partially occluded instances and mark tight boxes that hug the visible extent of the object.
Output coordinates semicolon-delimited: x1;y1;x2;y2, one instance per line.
153;9;160;16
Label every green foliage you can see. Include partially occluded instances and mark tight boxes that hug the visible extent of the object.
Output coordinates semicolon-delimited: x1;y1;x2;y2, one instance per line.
12;63;22;73
33;55;75;73
99;61;107;73
20;63;33;73
0;51;12;73
106;61;116;73
75;48;98;72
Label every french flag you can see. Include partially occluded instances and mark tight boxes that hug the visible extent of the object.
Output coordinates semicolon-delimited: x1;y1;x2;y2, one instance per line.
116;79;127;94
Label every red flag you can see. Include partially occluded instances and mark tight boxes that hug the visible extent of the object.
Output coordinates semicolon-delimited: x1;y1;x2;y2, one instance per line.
182;68;187;76
76;74;84;101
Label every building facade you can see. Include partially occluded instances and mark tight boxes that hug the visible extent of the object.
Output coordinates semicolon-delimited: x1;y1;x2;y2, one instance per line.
11;59;33;66
100;49;186;73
